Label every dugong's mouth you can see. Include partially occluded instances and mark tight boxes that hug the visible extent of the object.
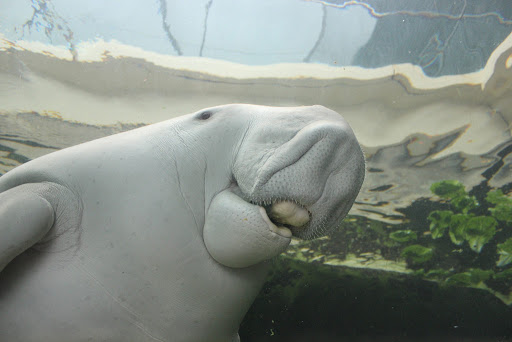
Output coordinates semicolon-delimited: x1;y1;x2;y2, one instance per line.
251;200;312;238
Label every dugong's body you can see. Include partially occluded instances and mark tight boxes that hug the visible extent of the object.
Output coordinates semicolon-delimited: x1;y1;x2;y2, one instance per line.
0;104;365;342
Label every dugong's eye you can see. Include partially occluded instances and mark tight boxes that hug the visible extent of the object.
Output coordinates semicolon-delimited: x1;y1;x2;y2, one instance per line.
198;111;213;120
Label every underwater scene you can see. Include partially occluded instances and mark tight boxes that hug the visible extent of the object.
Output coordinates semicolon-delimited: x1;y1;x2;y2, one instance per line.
1;0;512;341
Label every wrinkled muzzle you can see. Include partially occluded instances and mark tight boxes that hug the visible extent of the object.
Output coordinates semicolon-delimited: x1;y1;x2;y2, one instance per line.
234;120;365;239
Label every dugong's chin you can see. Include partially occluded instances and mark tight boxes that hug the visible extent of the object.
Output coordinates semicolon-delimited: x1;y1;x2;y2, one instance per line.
203;187;318;269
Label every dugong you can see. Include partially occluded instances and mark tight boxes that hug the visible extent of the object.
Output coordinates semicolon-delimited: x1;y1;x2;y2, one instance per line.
0;104;365;342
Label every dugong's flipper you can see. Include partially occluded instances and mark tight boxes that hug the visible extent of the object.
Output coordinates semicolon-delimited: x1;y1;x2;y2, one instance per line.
0;182;76;272
203;189;292;268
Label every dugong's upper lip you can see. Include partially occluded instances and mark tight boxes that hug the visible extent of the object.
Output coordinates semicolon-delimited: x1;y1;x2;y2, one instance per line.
252;123;326;193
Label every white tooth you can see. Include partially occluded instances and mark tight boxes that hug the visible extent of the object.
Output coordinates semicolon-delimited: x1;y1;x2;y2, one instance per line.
258;207;292;238
269;201;310;227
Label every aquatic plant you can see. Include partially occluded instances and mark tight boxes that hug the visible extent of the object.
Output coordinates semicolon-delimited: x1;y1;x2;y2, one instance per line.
493;268;512;281
389;230;417;243
427;210;452;239
430;180;466;199
447;214;468;246
486;190;512;224
496;237;512;267
427;180;499;253
430;180;477;214
464;216;497;253
401;245;433;264
445;268;493;287
425;268;451;280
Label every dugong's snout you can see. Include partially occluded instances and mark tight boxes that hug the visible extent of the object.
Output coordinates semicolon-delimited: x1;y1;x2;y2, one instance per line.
237;118;365;240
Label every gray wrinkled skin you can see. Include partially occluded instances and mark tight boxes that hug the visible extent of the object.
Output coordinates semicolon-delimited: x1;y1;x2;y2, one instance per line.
0;104;365;342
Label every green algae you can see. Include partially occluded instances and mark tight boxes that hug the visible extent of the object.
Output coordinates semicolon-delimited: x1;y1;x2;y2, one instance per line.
497;237;512;267
430;180;466;199
445;268;494;287
389;229;417;243
464;216;497;253
430;180;478;214
401;245;434;264
487;190;512;224
427;181;502;253
428;210;452;239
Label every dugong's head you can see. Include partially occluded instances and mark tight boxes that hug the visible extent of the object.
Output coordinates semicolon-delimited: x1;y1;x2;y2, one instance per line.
183;104;365;268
